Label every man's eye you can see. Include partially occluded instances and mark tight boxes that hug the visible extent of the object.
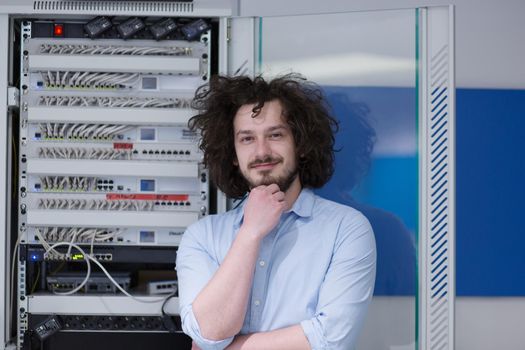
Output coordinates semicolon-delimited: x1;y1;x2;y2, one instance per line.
270;133;282;139
240;137;253;143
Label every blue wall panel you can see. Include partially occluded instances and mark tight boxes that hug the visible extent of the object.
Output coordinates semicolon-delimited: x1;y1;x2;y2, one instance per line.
456;88;525;296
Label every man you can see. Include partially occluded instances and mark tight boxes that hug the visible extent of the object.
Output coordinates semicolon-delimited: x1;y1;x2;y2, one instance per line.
176;75;376;350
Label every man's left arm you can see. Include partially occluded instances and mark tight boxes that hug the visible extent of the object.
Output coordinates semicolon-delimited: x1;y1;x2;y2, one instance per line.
224;213;376;350
225;325;309;350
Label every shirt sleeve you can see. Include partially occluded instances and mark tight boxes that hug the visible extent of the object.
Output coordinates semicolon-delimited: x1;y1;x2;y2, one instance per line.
176;219;235;350
300;213;377;350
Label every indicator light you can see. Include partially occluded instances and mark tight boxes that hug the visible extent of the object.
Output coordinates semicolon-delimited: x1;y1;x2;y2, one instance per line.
53;24;64;37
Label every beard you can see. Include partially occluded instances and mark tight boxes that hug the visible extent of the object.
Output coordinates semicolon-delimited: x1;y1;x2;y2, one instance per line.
242;156;298;192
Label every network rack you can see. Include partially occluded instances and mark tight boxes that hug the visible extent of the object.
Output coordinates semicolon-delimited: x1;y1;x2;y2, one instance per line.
14;17;216;350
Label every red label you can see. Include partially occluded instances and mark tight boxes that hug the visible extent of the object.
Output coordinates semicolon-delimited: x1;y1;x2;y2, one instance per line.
113;143;133;149
106;194;189;201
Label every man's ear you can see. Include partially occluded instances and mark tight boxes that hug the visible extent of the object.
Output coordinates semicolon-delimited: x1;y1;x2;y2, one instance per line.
233;157;238;166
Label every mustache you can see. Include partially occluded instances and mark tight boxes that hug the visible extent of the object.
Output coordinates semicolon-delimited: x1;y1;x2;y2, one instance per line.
248;156;282;168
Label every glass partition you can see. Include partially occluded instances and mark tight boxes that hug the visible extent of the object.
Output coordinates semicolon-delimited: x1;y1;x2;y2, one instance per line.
259;9;418;350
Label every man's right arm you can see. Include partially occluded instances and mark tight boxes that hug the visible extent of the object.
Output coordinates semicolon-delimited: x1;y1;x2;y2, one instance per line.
177;184;285;349
191;224;262;340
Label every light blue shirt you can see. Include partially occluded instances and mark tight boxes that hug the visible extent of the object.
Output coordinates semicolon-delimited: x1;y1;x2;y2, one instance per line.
176;188;376;350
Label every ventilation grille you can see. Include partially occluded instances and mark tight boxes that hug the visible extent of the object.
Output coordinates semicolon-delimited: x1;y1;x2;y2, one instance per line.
428;43;451;350
33;1;194;14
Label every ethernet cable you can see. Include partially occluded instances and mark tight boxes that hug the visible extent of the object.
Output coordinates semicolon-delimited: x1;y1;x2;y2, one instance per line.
87;255;167;303
61;71;69;86
41;234;167;303
59;123;68;138
46;241;91;296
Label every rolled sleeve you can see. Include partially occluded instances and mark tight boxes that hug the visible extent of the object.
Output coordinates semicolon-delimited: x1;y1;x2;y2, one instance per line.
300;213;376;350
176;219;234;350
180;303;234;350
300;317;328;350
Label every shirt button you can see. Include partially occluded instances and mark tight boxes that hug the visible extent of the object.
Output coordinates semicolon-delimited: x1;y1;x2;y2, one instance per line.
254;300;260;306
259;260;265;267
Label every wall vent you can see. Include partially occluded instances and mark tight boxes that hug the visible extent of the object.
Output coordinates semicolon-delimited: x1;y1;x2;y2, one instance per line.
33;1;194;14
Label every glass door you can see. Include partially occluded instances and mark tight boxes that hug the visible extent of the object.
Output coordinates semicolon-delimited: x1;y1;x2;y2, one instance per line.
257;9;419;350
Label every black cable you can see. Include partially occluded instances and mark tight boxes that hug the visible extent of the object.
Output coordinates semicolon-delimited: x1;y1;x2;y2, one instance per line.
161;291;176;315
161;292;178;333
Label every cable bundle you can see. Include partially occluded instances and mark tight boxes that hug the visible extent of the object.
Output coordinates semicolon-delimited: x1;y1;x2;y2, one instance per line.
39;176;94;191
38;95;190;108
39;44;192;56
38;147;132;160
39;123;133;140
41;71;140;89
38;198;155;211
36;226;121;244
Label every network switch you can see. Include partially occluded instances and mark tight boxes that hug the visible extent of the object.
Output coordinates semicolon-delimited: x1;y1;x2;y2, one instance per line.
47;272;131;294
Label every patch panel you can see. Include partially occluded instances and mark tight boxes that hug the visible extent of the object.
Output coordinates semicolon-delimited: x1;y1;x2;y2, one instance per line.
32;122;136;140
29;124;198;150
37;146;132;160
36;95;191;109
38;43;192;57
25;37;209;77
29;175;206;195
25;191;205;209
38;227;122;245
27;226;185;246
34;146;198;161
37;198;156;211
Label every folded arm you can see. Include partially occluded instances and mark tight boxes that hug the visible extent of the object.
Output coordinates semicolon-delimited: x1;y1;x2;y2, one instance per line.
226;325;310;350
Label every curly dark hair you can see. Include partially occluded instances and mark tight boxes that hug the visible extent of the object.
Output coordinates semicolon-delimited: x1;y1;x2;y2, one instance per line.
189;74;339;199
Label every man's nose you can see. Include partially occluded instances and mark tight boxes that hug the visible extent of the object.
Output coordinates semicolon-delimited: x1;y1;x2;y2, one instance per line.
255;138;271;157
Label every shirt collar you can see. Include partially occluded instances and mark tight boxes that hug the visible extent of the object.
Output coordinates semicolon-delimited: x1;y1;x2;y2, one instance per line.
233;188;315;229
